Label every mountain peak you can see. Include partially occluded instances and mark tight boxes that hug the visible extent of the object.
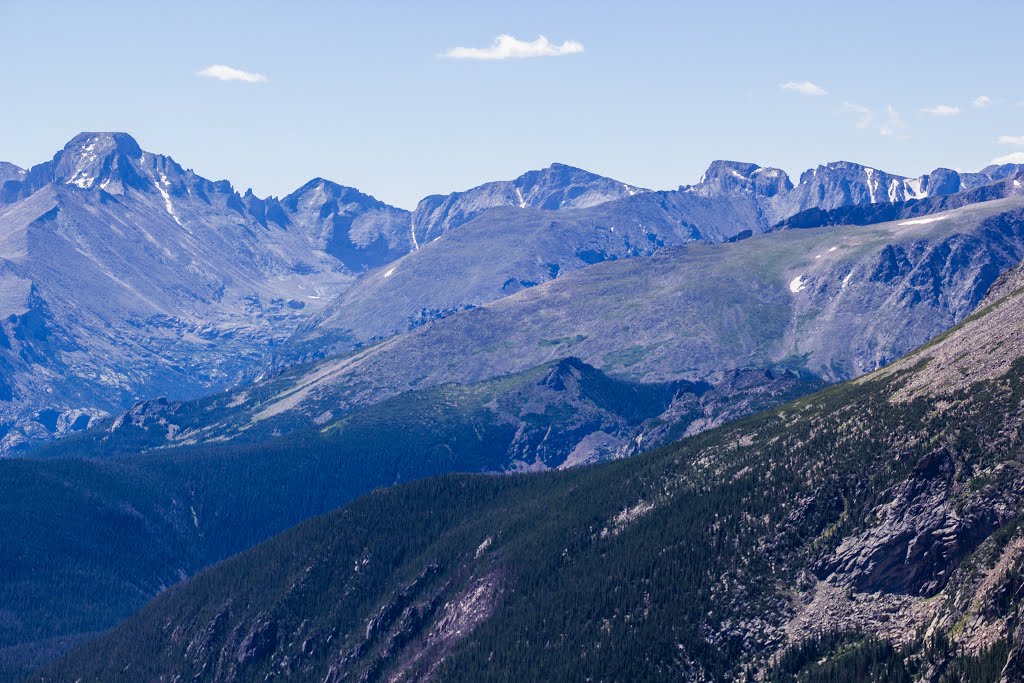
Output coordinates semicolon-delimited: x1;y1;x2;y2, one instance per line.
823;160;869;170
512;164;645;210
700;160;762;181
63;132;142;159
692;160;793;198
798;160;901;184
542;162;588;173
515;163;606;188
54;132;147;191
410;163;646;243
980;162;1024;180
0;161;26;185
284;177;390;212
923;167;964;195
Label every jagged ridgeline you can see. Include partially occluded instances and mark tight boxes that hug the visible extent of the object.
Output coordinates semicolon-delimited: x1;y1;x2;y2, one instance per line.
38;263;1024;680
1;131;1022;453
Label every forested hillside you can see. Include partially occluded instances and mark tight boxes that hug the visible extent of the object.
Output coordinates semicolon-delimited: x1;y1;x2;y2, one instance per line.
40;258;1024;682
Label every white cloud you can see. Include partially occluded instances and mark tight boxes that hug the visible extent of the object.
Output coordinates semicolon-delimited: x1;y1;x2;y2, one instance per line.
779;80;828;96
921;104;961;116
842;101;874;129
442;35;583;60
997;135;1024;145
879;105;905;136
991;152;1024;165
196;64;268;83
972;95;992;108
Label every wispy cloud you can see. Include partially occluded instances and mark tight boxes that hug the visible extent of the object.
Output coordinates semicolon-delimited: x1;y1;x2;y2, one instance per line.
196;64;268;83
991;152;1024;165
836;102;907;137
997;135;1024;145
879;105;906;137
972;95;992;108
842;102;874;129
921;104;960;116
779;80;828;96
442;35;583;60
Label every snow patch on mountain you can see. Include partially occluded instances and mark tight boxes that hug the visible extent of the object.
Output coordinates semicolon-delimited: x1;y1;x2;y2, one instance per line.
155;172;184;228
899;215;951;226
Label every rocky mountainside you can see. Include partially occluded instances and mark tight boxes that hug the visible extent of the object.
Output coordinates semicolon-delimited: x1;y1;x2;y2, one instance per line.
0;139;666;452
683;159;1024;239
293;192;762;350
268;177;413;271
684;159;1022;221
410;163;647;245
298;162;1024;353
8;135;1024;681
684;160;794;198
44;354;818;471
0;132;423;450
777;168;1024;231
132;198;1024;451
0;162;25;186
41;257;1024;682
775;162;927;215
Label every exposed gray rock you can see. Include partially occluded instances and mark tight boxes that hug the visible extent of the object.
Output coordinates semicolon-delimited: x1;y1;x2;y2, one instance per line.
0;132;421;451
2;134;1020;455
817;449;1009;597
411;163;647;244
0;161;25;186
680;160;793;199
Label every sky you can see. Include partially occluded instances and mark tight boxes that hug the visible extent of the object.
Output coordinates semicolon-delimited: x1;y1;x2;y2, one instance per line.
2;0;1023;209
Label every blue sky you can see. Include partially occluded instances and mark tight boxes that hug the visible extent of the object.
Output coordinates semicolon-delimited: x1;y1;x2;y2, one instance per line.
2;0;1023;208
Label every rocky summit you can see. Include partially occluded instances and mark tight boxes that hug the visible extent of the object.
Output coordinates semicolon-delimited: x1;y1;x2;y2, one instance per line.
0;132;371;449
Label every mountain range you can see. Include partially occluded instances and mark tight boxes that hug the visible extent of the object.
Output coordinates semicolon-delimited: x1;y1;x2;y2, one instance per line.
1;131;1021;454
5;132;1024;680
64;195;1024;466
